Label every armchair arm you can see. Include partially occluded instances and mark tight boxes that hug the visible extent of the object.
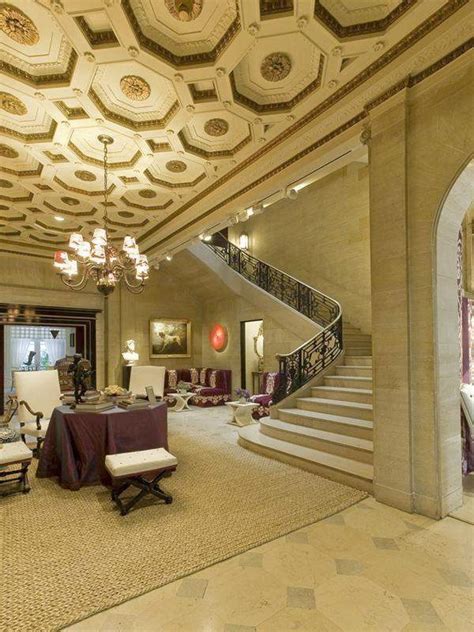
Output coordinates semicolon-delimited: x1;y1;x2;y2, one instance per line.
1;396;18;424
19;400;44;430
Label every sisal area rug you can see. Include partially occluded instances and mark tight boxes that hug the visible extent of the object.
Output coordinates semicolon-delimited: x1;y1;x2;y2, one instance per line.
0;408;367;631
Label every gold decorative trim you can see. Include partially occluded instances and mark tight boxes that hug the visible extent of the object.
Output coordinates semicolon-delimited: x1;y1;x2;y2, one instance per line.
119;175;139;184
53;176;114;197
33;184;52;191
120;75;151;101
189;82;218;103
0;192;33;202
146;140;172;152
231;55;324;113
89;88;179;131
120;195;173;211
0;143;18;158
0;212;25;222
0;164;43;177
55;101;88;120
122;0;241;67
74;16;119;48
43;200;96;218
0;49;78;87
260;52;292;82
145;169;206;189
178;130;252;158
260;0;294;20
68;141;142;169
0;92;27;115
0;120;57;143
108;217;149;228
141;38;472;252
0;4;39;46
43;151;68;163
314;0;416;39
34;219;81;234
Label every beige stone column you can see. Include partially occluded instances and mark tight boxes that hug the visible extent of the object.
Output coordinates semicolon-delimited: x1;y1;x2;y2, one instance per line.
367;89;415;513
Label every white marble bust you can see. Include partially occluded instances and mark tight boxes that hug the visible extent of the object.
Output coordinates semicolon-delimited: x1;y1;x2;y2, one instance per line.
122;339;139;366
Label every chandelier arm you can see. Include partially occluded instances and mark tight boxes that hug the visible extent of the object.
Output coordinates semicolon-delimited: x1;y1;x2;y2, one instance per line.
60;271;89;291
123;270;147;290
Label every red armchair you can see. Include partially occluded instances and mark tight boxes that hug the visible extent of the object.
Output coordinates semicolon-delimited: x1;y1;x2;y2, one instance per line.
250;372;282;419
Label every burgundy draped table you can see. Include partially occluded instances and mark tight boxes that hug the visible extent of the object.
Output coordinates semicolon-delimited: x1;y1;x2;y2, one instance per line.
37;403;168;490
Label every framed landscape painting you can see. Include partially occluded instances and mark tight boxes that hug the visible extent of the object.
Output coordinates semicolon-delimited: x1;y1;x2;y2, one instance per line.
149;318;191;358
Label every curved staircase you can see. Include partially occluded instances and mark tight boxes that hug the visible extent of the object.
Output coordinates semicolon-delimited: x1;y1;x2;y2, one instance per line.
203;234;373;492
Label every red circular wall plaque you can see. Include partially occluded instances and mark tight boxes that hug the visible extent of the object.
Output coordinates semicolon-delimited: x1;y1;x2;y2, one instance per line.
209;323;228;352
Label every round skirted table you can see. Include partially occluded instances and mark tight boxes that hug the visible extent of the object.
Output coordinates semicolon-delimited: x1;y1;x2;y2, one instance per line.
37;403;168;490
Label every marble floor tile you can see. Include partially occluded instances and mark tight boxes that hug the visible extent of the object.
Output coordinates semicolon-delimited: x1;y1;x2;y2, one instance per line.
286;586;316;609
239;553;263;568
401;598;445;626
335;558;365;575
176;578;208;599
372;536;400;550
286;530;309;544
224;625;256;632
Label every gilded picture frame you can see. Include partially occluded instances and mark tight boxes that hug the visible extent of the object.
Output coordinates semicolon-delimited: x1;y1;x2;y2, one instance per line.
149;318;191;358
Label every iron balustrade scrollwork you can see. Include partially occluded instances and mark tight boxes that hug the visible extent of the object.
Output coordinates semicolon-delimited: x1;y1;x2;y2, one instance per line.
206;234;343;403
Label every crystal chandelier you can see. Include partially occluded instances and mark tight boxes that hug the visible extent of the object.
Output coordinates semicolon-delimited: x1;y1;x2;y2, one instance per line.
53;135;149;296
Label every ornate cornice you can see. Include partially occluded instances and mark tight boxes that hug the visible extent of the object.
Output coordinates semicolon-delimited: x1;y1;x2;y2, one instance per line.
55;101;88;120
53;176;115;197
231;55;325;113
43;200;96;217
313;0;417;39
0;49;78;87
141;37;472;252
89;88;179;131
144;169;206;188
178;129;252;158
68;141;142;169
0;163;43;177
122;0;241;67
74;16;119;48
120;195;173;211
0;120;57;143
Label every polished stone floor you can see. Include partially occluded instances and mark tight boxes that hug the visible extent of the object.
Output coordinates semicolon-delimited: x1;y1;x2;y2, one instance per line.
66;456;474;631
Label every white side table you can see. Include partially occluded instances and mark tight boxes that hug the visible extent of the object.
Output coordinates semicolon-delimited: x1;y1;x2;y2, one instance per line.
226;401;258;427
168;392;194;412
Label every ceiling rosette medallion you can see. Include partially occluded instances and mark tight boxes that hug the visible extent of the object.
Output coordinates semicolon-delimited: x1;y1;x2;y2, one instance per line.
0;4;39;46
0;143;18;158
165;0;203;22
75;170;96;182
166;160;187;173
0;178;13;188
260;53;292;82
0;92;27;115
120;75;151;101
204;118;229;136
138;189;157;198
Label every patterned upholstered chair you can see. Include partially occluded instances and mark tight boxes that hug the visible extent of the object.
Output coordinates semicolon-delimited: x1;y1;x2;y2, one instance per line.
250;371;282;420
190;368;232;407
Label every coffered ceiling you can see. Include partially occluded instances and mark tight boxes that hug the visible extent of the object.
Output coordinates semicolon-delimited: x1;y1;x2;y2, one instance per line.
0;0;470;259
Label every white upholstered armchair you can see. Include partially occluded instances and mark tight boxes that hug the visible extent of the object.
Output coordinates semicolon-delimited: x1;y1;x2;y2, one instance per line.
14;370;62;454
129;366;166;399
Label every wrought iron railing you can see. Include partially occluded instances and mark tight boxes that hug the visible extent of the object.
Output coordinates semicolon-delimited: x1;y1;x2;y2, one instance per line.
206;234;343;403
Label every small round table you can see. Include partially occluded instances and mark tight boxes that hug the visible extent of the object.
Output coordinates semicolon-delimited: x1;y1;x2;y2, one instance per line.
225;401;259;427
168;392;194;412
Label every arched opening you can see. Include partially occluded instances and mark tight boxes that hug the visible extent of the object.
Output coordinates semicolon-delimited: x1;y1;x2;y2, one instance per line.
433;158;474;517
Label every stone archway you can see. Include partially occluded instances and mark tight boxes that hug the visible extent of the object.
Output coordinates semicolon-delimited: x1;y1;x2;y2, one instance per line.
433;158;474;515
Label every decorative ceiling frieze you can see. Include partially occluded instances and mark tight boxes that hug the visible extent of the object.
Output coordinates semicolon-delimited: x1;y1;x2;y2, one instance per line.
73;16;119;49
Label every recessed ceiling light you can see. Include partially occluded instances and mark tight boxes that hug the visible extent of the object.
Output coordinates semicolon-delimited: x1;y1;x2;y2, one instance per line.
54;216;65;222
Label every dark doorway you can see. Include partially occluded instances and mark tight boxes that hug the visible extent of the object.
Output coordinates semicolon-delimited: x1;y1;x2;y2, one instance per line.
240;319;263;395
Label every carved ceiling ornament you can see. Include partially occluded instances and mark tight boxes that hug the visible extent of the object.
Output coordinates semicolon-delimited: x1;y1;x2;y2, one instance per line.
166;160;187;173
119;75;151;101
0;4;40;46
61;197;79;206
138;189;157;198
0;179;13;188
260;52;292;82
0;92;27;116
204;118;229;137
165;0;203;22
75;170;96;182
0;143;18;159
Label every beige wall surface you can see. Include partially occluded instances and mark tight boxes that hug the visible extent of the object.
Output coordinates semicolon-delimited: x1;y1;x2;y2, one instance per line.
229;161;371;333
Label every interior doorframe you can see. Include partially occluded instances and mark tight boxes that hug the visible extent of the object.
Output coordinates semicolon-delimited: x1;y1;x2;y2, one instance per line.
0;304;100;414
240;319;263;392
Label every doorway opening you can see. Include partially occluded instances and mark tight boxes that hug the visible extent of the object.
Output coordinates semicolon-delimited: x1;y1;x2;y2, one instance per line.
240;319;263;395
434;159;474;518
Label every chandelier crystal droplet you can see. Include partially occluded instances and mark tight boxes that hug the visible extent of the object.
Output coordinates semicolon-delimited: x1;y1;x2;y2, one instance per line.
53;135;149;295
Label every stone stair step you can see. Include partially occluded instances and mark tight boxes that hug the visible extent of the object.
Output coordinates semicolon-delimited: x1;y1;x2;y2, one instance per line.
238;424;373;492
297;397;373;421
260;417;373;464
324;375;373;389
311;385;372;405
344;356;373;366
278;408;373;439
344;334;372;342
336;365;373;377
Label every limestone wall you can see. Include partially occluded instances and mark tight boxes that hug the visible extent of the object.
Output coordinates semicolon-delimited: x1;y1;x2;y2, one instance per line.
228;161;371;333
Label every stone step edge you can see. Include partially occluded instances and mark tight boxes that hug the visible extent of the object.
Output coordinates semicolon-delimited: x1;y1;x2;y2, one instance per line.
312;386;373;395
261;417;373;452
239;425;374;481
298;397;373;411
278;408;373;430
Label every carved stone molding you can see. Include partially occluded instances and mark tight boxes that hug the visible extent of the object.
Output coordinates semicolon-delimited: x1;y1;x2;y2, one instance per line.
260;53;292;82
120;75;151;101
204;118;229;136
0;4;39;46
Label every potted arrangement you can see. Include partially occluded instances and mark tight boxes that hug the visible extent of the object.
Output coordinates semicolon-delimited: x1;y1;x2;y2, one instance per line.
177;380;190;394
236;388;250;404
